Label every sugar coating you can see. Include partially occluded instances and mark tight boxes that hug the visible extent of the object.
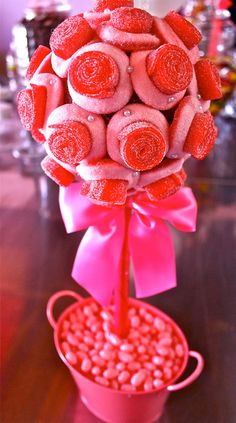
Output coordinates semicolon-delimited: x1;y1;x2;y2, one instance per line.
68;42;133;114
18;4;221;206
58;300;185;392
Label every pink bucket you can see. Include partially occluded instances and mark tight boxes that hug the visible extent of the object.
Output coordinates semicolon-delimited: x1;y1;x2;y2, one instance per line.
47;291;204;423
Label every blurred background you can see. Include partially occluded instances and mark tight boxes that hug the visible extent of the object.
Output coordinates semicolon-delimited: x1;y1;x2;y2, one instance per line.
0;2;236;423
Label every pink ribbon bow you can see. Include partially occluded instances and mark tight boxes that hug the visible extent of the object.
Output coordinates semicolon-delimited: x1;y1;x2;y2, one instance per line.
59;184;197;306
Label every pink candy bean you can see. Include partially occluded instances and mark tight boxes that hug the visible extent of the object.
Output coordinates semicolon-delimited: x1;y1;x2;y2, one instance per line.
116;362;126;371
152;355;165;366
100;350;116;361
144;378;153;391
144;362;156;371
81;358;92;373
61;341;70;353
131;370;146;387
153;378;164;389
127;362;141;371
137;345;146;354
65;351;77;365
130;316;140;328
154;369;163;379
120;343;134;353
92;366;101;376
95;377;109;387
121;384;137;392
96;331;105;341
144;313;154;324
118;371;131;384
103;368;118;380
84;336;94;346
155;346;169;357
175;344;184;357
154;317;166;332
118;352;133;363
83;306;93;317
92;355;105;366
100;310;112;321
67;333;78;346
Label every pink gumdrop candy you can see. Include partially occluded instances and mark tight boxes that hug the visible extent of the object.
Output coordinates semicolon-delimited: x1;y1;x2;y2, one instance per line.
152;17;200;64
77;158;140;189
31;73;64;130
46;103;106;164
68;42;133;114
167;95;202;159
107;103;169;171
97;21;160;52
130;50;186;110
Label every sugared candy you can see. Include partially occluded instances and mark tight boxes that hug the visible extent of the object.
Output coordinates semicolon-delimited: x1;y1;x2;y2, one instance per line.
184;111;218;159
57;299;186;391
41;156;75;187
164;10;202;49
195;59;222;100
80;179;128;206
20;5;220;205
17;85;46;131
50;15;94;60
145;169;187;201
26;45;51;80
147;44;193;95
93;0;133;11
110;7;153;34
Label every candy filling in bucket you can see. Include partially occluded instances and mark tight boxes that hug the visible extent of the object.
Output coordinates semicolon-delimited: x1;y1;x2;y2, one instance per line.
47;291;204;423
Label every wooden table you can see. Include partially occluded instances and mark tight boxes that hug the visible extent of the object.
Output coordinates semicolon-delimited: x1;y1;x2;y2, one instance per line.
1;116;236;423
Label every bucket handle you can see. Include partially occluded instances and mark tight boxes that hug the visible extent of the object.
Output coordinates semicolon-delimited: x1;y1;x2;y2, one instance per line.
47;290;83;330
168;350;204;392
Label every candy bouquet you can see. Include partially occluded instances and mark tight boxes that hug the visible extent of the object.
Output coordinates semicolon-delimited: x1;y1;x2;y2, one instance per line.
17;1;222;422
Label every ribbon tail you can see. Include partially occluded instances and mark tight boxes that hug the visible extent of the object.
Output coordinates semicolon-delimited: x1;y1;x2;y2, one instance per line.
129;214;176;298
72;216;125;307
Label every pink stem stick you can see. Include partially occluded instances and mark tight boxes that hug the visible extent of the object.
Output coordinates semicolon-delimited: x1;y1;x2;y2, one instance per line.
114;207;131;338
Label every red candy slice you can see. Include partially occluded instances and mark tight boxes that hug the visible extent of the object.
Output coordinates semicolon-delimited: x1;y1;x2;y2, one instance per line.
50;16;94;60
118;121;166;171
184;111;217;159
93;0;133;11
69;51;119;99
17;84;47;131
41;156;75;187
167;95;200;159
80;178;128;205
26;46;51;80
195;59;222;100
111;7;153;33
147;44;193;95
31;128;46;144
164;11;202;49
145;169;187;201
48;120;92;165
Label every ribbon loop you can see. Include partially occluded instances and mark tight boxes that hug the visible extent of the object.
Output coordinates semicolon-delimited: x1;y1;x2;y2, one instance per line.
59;184;197;306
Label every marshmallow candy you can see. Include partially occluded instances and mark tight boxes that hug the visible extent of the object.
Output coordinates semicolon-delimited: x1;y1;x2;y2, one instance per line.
78;158;139;206
107;104;169;171
50;15;94;60
46;103;106;165
97;7;160;52
68;42;133;114
41;156;75;187
130;50;186;110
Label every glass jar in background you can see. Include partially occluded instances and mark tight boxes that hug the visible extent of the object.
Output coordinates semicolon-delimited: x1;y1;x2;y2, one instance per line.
10;0;71;90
